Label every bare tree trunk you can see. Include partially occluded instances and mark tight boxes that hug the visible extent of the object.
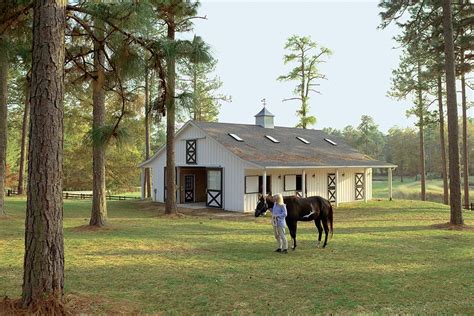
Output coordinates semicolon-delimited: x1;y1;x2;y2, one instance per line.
144;64;151;198
90;19;107;227
442;0;463;225
0;36;8;217
417;62;426;201
22;0;65;308
165;17;177;215
460;53;469;209
18;76;30;195
437;75;449;205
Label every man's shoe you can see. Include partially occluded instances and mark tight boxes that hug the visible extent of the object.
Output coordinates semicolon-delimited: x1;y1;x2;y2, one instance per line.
282;249;288;254
274;248;282;252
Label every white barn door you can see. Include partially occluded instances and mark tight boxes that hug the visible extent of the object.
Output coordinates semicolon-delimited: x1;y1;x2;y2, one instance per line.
207;169;222;208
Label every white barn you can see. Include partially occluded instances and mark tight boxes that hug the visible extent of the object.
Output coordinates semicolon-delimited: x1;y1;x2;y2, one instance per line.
139;108;396;212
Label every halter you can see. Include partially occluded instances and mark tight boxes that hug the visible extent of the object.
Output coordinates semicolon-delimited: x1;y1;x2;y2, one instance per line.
255;197;269;217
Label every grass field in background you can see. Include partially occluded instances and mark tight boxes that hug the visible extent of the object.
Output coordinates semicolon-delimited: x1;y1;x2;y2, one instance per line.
1;198;473;314
373;176;473;204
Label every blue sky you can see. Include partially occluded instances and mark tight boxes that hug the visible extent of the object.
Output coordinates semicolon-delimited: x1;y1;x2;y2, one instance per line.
191;1;472;133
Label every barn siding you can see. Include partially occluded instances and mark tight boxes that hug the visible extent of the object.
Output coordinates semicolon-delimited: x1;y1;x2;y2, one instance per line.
148;124;253;212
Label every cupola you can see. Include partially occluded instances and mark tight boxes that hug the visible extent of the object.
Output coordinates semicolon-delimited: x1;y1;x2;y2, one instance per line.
254;100;274;128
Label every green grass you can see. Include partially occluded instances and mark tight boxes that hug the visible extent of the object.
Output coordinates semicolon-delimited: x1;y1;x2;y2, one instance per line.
373;176;474;204
1;198;473;314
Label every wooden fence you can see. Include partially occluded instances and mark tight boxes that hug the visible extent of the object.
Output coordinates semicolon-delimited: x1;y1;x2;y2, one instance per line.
5;189;140;201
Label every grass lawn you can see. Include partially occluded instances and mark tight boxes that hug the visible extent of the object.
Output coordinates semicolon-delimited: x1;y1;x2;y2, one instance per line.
1;198;473;314
373;176;474;204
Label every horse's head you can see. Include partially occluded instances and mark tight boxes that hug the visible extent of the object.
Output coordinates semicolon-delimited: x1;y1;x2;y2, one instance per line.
255;194;272;217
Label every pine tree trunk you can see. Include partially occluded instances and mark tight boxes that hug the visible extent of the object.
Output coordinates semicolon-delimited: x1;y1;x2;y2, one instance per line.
417;62;426;201
90;19;107;227
400;161;404;183
165;18;177;215
22;0;65;308
442;0;463;225
0;36;8;217
18;77;30;195
437;75;449;205
460;53;469;209
193;67;198;121
144;64;151;198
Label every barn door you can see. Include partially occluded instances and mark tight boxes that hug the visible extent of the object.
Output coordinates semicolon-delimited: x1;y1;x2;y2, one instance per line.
355;173;364;200
327;173;336;203
206;169;222;208
184;175;195;202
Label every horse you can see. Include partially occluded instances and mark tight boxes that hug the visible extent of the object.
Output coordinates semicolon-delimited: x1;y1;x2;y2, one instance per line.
255;195;333;250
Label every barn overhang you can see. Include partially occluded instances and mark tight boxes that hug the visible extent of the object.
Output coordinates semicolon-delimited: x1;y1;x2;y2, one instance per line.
249;164;397;206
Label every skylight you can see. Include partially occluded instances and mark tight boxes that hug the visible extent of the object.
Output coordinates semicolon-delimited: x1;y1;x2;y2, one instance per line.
265;135;280;143
296;136;310;144
324;138;337;146
228;133;244;142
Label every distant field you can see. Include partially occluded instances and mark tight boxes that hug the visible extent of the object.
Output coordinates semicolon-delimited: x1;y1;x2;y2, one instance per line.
373;176;473;205
1;198;473;314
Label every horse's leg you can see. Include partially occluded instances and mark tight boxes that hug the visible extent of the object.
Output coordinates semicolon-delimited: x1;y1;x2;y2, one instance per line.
287;220;297;250
322;218;329;248
314;219;323;248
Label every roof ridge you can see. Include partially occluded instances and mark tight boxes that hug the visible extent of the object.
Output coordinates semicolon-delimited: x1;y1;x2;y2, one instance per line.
192;120;324;132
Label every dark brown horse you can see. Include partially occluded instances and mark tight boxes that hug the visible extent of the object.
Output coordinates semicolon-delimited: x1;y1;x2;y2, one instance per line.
255;195;333;249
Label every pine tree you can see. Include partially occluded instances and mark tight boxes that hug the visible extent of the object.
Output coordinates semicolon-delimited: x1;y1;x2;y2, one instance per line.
178;54;231;122
277;35;331;129
151;0;210;215
22;0;66;309
442;0;463;224
0;35;8;217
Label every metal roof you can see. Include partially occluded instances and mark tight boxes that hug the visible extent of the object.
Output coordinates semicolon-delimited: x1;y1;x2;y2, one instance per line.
254;107;275;117
192;121;396;168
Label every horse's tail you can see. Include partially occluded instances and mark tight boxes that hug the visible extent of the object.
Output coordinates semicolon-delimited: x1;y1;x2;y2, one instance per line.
328;203;334;238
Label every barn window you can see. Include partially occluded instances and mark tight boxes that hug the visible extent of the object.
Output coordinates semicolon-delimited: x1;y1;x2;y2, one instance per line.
265;135;280;143
245;175;272;194
296;175;302;191
229;133;244;142
284;175;302;191
296;136;310;144
245;176;259;194
324;138;337;146
186;140;197;164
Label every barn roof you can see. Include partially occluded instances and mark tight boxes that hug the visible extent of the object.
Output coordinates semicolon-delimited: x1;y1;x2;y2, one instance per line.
192;121;395;168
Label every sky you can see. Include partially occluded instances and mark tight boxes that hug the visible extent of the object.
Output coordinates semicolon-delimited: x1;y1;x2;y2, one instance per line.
190;0;472;133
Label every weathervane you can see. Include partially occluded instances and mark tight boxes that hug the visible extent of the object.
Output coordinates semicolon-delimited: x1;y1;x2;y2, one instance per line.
261;98;266;108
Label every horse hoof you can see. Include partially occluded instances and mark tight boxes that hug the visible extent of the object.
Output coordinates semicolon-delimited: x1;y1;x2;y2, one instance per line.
291;247;296;251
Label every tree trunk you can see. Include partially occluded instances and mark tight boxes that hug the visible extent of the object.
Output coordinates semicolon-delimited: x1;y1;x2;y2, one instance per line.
417;62;426;201
0;36;8;217
144;63;151;198
442;0;463;225
400;161;404;183
22;0;65;308
90;19;107;227
460;53;469;210
18;76;30;195
437;75;449;205
165;18;177;215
